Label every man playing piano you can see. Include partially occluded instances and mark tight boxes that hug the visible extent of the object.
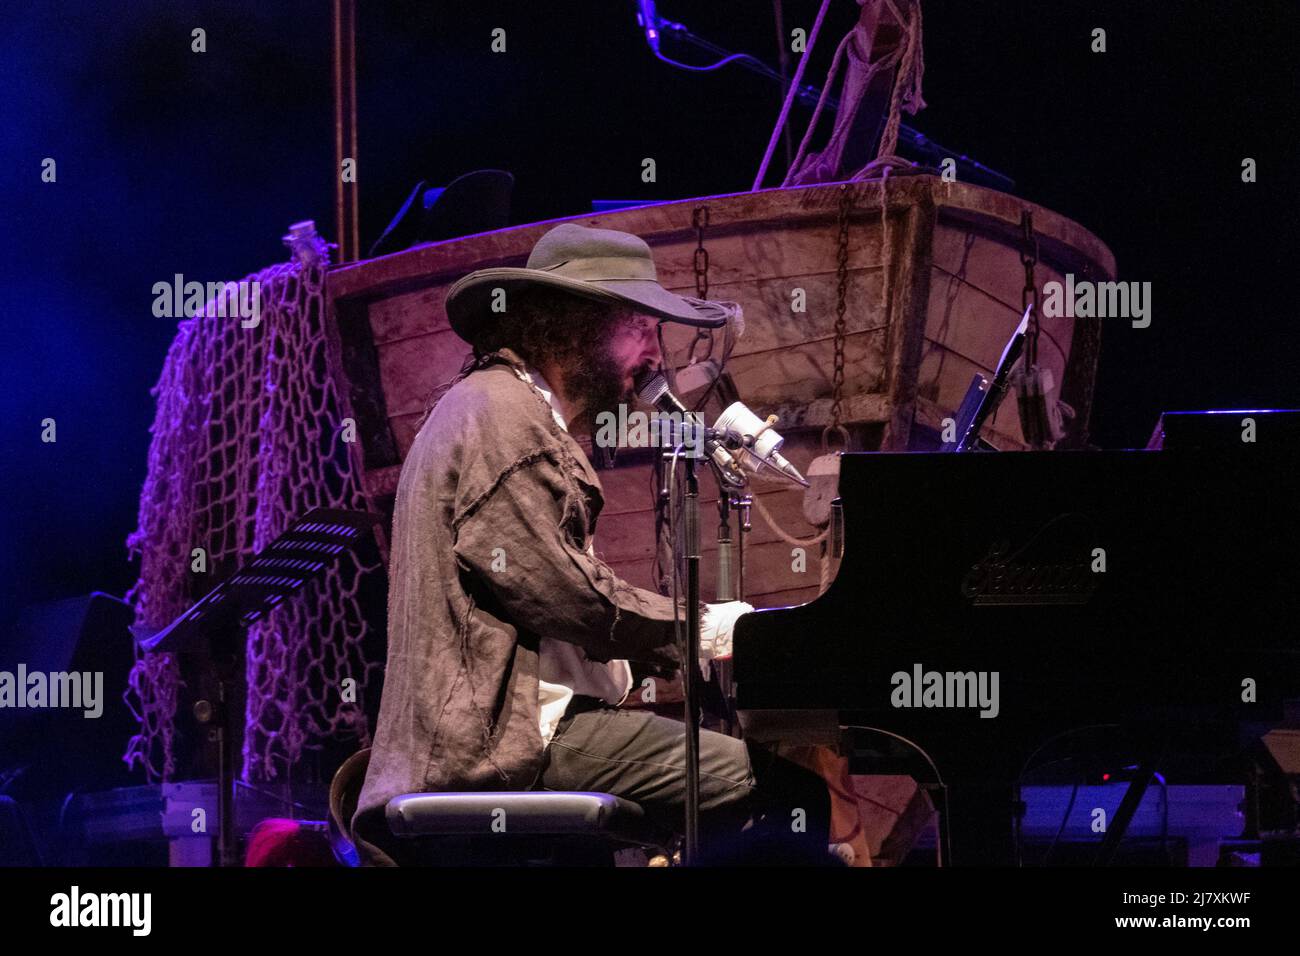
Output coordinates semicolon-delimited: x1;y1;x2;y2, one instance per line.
352;223;832;865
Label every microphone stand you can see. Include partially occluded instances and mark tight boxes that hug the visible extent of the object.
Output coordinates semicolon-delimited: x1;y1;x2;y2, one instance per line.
669;424;744;866
668;418;797;864
682;449;702;865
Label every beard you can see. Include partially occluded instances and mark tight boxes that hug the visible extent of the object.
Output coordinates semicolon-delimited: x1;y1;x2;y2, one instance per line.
562;333;653;435
565;351;630;434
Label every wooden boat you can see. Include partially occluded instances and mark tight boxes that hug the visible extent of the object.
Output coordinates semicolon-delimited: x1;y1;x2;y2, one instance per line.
325;174;1115;610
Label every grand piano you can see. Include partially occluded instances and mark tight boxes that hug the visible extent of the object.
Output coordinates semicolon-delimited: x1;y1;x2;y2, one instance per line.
731;443;1300;864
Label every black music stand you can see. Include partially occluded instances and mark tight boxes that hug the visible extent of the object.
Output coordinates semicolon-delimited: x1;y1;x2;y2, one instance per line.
952;305;1031;453
137;508;382;867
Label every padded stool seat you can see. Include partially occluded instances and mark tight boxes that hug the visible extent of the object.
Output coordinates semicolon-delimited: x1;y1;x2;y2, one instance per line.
330;747;672;866
386;791;664;850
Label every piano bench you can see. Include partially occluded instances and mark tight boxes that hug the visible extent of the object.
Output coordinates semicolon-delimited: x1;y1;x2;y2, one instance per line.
384;792;671;866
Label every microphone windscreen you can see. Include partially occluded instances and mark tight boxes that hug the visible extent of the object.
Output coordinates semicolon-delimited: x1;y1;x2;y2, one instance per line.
634;371;669;407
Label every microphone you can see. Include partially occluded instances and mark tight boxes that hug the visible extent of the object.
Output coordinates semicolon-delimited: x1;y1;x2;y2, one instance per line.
635;372;806;486
634;368;687;416
635;371;743;486
712;401;807;486
636;0;660;52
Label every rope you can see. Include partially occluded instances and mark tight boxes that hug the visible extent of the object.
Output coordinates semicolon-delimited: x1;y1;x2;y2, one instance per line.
880;165;891;318
819;542;838;593
784;30;903;187
753;0;835;191
784;31;864;185
748;493;840;600
124;248;382;784
771;0;927;189
751;492;829;549
870;0;926;165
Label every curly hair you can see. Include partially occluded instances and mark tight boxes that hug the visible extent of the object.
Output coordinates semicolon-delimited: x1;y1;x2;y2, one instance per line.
471;285;634;366
418;285;635;428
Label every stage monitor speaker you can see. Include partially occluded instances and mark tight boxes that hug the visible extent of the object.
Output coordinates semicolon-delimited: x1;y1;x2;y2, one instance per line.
2;592;138;796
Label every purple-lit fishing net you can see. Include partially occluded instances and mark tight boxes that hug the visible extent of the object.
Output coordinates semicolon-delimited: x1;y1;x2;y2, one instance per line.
123;241;380;784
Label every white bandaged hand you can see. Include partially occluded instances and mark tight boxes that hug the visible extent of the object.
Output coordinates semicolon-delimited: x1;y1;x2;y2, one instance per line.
698;600;753;680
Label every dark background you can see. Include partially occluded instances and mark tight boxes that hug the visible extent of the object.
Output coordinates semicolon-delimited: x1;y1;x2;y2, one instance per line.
2;0;1296;617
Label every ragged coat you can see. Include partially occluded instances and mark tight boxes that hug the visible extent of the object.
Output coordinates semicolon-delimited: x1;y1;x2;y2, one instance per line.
353;349;683;847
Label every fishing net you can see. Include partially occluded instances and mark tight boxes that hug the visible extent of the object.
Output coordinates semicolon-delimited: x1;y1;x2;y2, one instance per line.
123;231;381;784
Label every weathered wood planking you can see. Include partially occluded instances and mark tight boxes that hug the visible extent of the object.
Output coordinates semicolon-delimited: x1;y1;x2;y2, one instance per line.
323;175;1115;609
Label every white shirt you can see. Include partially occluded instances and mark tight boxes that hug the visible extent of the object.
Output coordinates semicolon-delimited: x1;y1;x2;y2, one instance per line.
515;365;634;746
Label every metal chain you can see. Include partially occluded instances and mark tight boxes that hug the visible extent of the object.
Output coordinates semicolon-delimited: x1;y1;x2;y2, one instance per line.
1073;294;1102;447
688;206;712;363
692;206;710;298
1019;210;1040;368
822;184;852;452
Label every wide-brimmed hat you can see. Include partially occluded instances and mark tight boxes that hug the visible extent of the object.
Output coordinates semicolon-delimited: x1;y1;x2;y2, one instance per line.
443;222;737;344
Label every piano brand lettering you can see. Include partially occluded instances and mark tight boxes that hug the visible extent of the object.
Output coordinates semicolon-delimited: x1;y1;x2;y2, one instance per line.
0;665;102;718
49;885;151;936
1040;273;1151;329
962;513;1099;606
891;664;1000;718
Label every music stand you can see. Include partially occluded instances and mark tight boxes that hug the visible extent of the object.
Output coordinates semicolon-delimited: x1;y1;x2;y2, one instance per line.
137;508;383;866
952;305;1031;453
